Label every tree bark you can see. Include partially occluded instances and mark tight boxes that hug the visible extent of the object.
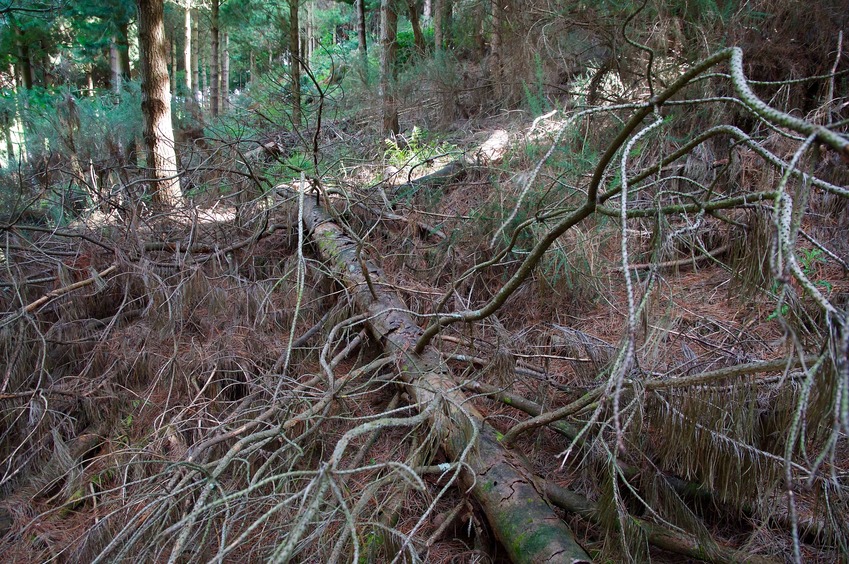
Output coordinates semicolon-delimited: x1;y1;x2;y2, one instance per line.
191;7;200;101
210;0;220;117
433;0;443;53
86;66;94;96
118;22;132;80
298;191;591;564
289;0;301;125
12;20;34;90
356;0;368;80
441;0;451;49
306;1;315;64
380;0;399;134
490;0;503;99
169;29;176;90
137;0;183;208
5;64;26;164
222;32;230;111
184;5;192;93
2;111;14;167
249;50;256;85
110;38;122;93
201;50;208;109
407;0;425;55
356;0;368;51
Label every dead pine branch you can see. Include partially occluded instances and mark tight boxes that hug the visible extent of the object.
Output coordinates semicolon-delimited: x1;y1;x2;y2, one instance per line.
297;185;592;563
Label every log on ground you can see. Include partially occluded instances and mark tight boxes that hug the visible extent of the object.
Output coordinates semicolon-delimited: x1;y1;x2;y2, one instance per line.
299;188;591;563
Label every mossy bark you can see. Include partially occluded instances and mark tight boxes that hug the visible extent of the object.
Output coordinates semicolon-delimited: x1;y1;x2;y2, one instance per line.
302;195;590;563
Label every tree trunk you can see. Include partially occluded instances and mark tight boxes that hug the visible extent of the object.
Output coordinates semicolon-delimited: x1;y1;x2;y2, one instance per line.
407;0;425;55
169;30;176;91
380;0;399;134
201;51;208;109
249;50;256;85
118;22;132;80
86;66;94;96
137;0;183;208
356;0;368;80
1;111;14;167
210;0;220;117
110;38;122;93
441;0;451;49
12;21;34;90
222;32;230;111
289;0;301;125
433;0;443;53
306;1;315;65
490;0;503;99
184;5;192;93
191;7;200;101
299;191;591;564
60;94;93;212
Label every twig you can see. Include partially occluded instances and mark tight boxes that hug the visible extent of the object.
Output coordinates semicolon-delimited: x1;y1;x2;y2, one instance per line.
22;263;118;314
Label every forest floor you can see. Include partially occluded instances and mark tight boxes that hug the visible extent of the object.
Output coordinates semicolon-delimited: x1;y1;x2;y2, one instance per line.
1;108;848;563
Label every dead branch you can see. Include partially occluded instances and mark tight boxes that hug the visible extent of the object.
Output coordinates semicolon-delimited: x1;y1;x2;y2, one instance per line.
299;186;592;563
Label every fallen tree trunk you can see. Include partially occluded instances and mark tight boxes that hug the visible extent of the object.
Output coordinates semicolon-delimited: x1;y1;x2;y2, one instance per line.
300;188;591;563
542;483;779;564
391;129;510;196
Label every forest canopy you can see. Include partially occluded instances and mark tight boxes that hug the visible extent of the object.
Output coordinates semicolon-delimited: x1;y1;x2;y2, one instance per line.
0;0;848;562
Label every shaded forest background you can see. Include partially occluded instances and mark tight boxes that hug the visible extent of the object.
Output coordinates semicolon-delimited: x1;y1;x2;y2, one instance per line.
1;0;848;562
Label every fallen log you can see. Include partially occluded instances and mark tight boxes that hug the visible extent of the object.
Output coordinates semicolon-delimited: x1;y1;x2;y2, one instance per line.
542;482;779;564
299;187;591;563
391;129;510;196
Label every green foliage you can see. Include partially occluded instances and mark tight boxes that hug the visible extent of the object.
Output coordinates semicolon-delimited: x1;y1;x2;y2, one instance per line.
384;126;457;168
522;54;550;116
0;83;142;222
282;151;316;177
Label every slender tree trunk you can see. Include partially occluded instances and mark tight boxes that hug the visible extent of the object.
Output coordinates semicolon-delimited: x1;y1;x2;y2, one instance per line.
2;111;14;167
210;0;220;117
433;0;443;53
222;32;230;111
86;66;94;96
290;0;301;125
169;31;176;91
39;39;51;87
201;52;208;109
60;94;94;213
442;0;452;49
137;0;183;208
110;38;122;93
8;64;26;163
184;5;192;93
380;0;399;134
118;22;132;80
355;0;368;82
249;50;256;85
423;0;431;21
490;0;503;99
9;27;31;162
306;1;314;65
407;0;425;55
191;7;199;101
12;21;34;90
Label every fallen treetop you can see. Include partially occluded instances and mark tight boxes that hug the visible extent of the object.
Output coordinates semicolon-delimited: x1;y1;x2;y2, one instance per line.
294;184;592;563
